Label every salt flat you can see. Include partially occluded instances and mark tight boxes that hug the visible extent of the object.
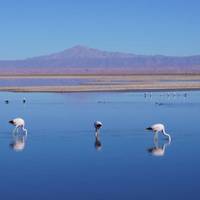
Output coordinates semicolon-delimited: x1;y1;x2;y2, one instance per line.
0;74;200;92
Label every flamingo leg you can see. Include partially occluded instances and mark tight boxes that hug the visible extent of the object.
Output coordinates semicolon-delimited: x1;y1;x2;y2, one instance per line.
12;127;17;135
95;130;99;137
154;132;158;142
23;128;28;136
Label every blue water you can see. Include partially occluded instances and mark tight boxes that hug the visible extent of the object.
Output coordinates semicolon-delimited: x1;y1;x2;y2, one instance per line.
0;91;200;200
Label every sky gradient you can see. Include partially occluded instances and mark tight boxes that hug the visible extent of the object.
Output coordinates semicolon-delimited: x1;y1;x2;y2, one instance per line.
0;0;200;59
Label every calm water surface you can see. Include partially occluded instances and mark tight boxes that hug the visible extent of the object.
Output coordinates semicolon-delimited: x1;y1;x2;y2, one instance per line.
0;91;200;200
1;78;200;87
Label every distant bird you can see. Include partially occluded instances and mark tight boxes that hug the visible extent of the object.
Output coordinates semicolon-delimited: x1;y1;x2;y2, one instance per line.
94;121;102;136
146;123;171;142
97;100;106;104
9;118;27;135
23;98;26;103
5;100;9;104
167;92;170;97
155;102;164;106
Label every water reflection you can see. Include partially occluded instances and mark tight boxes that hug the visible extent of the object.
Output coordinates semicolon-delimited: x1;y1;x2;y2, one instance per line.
147;138;171;157
10;132;27;152
94;134;102;151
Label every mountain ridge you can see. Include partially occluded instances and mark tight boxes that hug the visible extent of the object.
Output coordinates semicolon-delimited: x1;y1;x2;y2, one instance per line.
0;45;200;74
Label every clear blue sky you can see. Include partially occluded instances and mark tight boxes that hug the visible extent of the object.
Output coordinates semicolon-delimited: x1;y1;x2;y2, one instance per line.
0;0;200;59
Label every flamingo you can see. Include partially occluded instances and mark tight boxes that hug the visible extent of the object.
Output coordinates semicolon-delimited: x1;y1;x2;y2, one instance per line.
146;123;171;142
94;121;102;136
167;92;170;97
9;118;27;135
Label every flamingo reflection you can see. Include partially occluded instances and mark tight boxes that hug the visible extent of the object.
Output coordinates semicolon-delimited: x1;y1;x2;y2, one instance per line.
10;131;27;152
147;137;171;157
94;134;102;151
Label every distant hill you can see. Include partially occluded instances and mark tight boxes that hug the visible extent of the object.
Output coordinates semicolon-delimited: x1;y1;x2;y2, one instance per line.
0;45;200;74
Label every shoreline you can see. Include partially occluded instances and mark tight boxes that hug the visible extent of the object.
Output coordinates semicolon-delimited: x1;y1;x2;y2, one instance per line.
0;85;200;93
0;74;200;92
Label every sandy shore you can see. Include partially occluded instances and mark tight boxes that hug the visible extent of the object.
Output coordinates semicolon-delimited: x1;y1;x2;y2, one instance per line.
0;74;200;92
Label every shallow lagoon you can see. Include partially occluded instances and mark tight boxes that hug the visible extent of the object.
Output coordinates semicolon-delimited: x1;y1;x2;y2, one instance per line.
0;91;200;200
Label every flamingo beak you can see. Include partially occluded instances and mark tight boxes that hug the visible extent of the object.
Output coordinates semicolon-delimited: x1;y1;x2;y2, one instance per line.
9;120;14;125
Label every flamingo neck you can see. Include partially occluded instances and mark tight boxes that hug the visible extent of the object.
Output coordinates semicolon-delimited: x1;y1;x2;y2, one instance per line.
95;131;99;137
163;129;171;142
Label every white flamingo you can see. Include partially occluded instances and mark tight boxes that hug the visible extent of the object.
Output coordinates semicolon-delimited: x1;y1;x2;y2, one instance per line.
146;123;171;142
9;118;28;135
94;121;102;136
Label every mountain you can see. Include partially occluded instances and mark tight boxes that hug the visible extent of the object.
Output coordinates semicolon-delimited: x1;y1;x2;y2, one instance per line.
0;45;200;74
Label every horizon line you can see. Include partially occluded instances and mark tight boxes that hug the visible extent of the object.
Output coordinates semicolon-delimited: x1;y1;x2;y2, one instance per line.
1;45;200;60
